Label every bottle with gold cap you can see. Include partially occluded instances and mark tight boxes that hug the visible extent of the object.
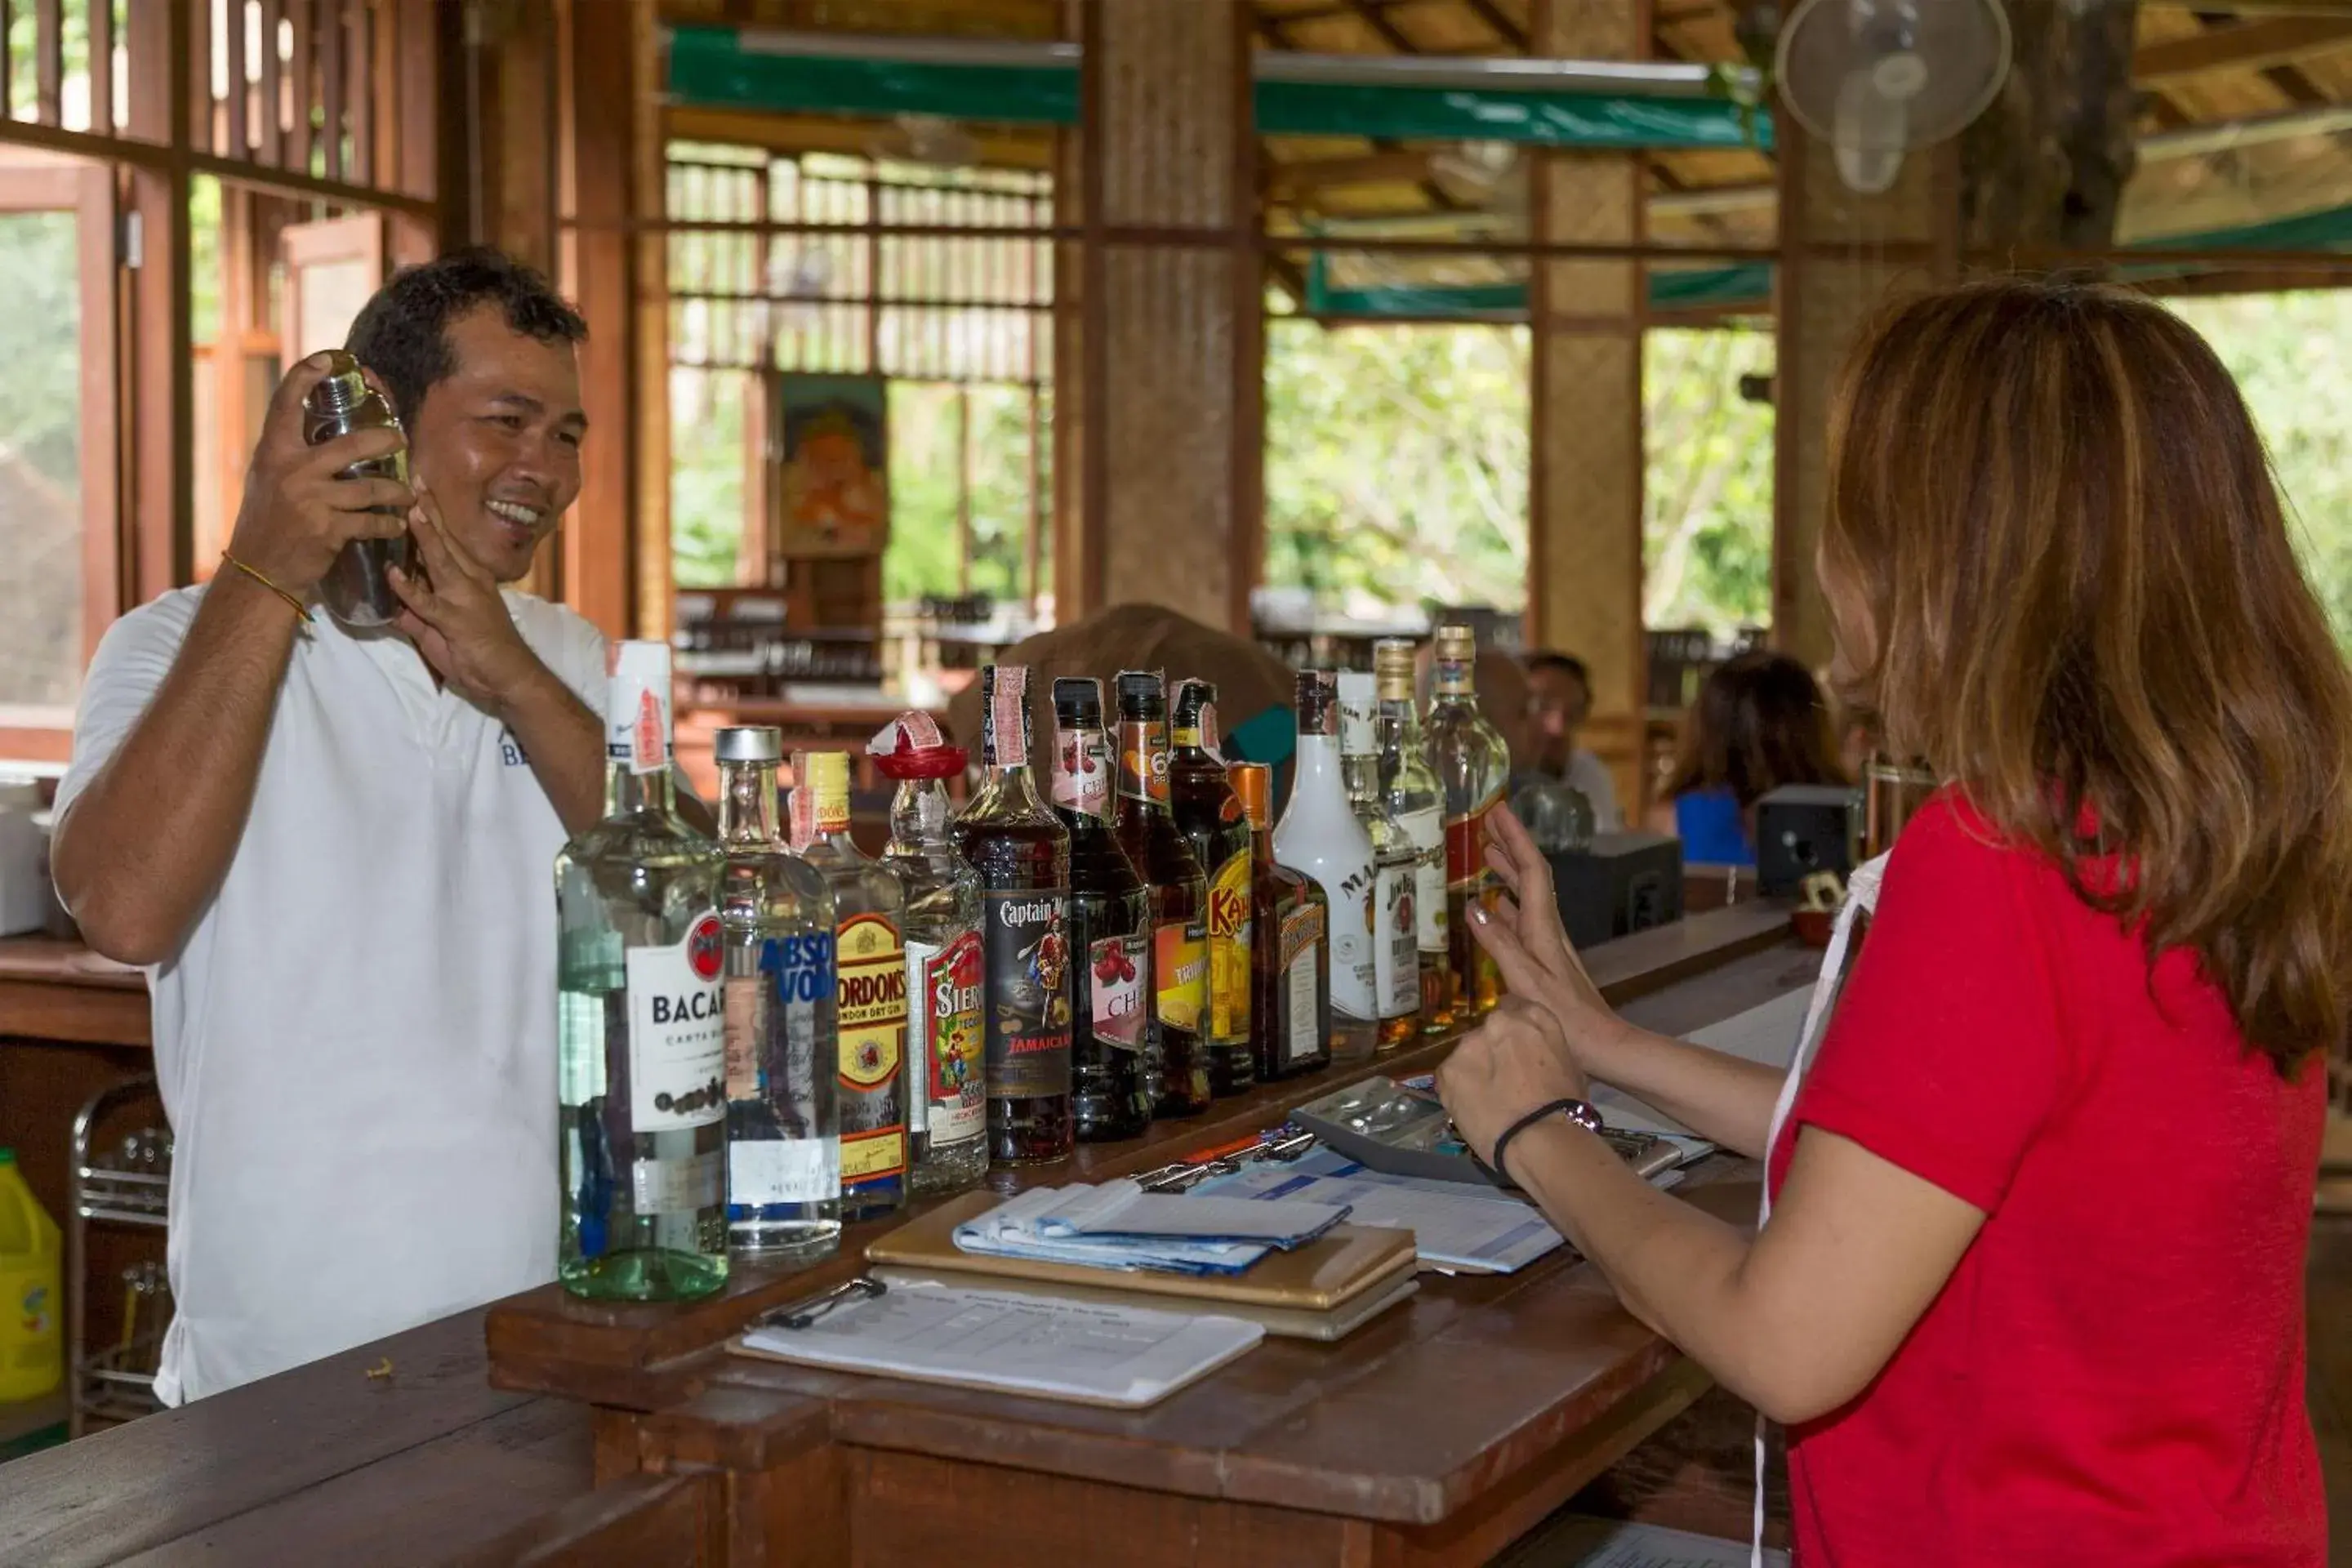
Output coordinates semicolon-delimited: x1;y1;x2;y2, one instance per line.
1168;679;1255;1096
798;751;912;1221
1232;763;1330;1080
1426;626;1510;1018
1374;639;1453;1033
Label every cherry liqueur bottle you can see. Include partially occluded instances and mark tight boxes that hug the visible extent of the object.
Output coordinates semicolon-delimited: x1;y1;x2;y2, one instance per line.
1113;671;1214;1117
1426;625;1511;1018
1337;674;1423;1051
797;751;911;1221
1051;678;1154;1142
712;725;841;1263
556;640;728;1302
870;712;988;1196
1167;679;1255;1097
1273;670;1379;1065
1374;639;1453;1035
951;666;1076;1164
1230;763;1331;1080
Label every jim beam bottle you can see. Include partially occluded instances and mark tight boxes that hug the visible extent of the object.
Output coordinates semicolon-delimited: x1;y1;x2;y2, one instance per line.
713;725;841;1263
1052;678;1155;1142
951;666;1076;1164
1337;673;1423;1051
1231;763;1331;1079
797;751;912;1220
1113;671;1214;1116
555;641;728;1301
870;712;989;1196
1167;679;1255;1097
1374;639;1454;1034
1426;625;1511;1018
1273;670;1380;1065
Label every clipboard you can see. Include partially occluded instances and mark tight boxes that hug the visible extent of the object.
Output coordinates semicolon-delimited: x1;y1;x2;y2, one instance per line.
868;1261;1419;1342
866;1189;1418;1312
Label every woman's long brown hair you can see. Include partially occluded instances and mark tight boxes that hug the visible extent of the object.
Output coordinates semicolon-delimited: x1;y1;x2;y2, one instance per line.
1663;652;1849;809
1820;277;2352;1074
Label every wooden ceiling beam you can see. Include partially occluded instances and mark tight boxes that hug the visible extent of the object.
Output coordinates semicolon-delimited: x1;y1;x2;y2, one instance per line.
2134;15;2352;83
1265;148;1437;196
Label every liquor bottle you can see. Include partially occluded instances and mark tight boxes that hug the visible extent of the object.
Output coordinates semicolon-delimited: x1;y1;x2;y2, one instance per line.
555;641;728;1301
713;726;841;1263
1112;671;1214;1117
1373;639;1454;1035
1426;625;1512;1018
1230;763;1331;1080
797;751;911;1221
1272;670;1379;1065
1051;677;1154;1142
951;666;1076;1164
1337;673;1423;1051
870;712;988;1196
1167;679;1255;1097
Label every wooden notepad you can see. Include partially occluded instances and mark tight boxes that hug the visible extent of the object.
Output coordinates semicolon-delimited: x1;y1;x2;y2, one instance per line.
867;1190;1417;1312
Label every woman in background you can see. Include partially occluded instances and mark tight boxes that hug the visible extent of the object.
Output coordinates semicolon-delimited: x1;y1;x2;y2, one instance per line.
1646;651;1846;866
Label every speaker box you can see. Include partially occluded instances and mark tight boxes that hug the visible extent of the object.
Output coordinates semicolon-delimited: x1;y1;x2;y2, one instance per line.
1755;784;1862;895
1545;831;1684;951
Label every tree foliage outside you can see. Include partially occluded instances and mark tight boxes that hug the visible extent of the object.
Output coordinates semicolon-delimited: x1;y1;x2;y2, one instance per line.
0;209;85;711
883;381;1047;607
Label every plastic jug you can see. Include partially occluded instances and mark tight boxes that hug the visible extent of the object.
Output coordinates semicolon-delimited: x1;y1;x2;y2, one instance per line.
0;1149;63;1401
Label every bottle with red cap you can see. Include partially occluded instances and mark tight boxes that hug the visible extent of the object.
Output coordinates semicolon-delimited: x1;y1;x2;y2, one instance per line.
871;710;989;1194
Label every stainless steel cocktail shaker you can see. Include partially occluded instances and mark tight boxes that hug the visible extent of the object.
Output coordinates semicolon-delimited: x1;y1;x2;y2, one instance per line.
301;350;412;628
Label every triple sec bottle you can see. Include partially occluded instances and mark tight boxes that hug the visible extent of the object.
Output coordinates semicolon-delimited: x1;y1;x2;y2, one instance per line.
556;641;728;1301
1232;763;1331;1080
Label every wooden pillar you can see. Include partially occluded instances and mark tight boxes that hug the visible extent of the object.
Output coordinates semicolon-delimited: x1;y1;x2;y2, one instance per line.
1769;122;1949;673
1071;0;1259;633
1528;0;1647;804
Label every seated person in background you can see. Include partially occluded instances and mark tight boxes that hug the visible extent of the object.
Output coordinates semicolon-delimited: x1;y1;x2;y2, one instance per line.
1522;651;1620;830
1646;651;1846;866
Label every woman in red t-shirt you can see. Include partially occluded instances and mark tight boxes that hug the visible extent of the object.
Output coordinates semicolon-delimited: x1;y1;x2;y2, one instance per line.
1439;278;2345;1566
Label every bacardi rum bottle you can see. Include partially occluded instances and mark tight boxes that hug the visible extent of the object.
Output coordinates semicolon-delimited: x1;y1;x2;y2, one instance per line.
1167;679;1255;1096
1426;625;1511;1018
1113;671;1214;1117
951;666;1076;1164
713;726;841;1263
1230;763;1331;1080
870;712;988;1195
1337;673;1423;1051
1052;678;1154;1142
1273;670;1379;1065
1374;639;1453;1034
798;751;911;1221
556;641;728;1301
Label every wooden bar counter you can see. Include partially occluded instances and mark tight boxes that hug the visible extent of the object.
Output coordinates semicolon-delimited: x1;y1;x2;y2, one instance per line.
0;903;1822;1566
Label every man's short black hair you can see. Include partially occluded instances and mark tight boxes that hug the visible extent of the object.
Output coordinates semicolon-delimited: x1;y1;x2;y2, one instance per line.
344;246;587;425
1525;651;1590;689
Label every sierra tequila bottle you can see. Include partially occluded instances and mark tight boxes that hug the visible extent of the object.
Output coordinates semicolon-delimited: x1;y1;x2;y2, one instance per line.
556;641;728;1302
713;726;840;1263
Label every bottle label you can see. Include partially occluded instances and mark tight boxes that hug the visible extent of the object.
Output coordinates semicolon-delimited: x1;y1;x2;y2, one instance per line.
1053;728;1111;820
1089;933;1148;1052
982;890;1074;1098
1397;806;1449;954
626;913;727;1133
725;931;837;1102
907;929;986;1145
835;913;908;1184
1445;788;1504;889
728;1138;838;1206
1205;850;1254;1045
632;1151;722;1215
1278;902;1325;1065
1311;864;1379;1022
1376;862;1419;1019
1119;722;1172;806
722;976;760;1100
1154;920;1208;1031
1173;702;1220;758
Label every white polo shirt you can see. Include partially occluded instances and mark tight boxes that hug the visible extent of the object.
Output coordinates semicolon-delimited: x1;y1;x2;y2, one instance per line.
56;586;608;1403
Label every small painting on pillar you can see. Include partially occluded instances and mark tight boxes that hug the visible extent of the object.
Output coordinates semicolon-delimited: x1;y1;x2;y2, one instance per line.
774;372;889;558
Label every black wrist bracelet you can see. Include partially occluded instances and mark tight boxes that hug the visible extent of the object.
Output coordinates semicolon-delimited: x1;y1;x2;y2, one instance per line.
1483;1097;1604;1189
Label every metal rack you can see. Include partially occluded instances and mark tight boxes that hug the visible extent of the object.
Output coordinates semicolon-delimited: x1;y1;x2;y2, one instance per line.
68;1077;172;1437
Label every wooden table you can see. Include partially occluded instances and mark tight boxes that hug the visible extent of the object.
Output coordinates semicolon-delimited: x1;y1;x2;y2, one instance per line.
0;903;1812;1566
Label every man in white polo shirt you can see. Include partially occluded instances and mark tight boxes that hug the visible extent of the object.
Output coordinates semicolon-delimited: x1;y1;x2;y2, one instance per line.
52;248;613;1402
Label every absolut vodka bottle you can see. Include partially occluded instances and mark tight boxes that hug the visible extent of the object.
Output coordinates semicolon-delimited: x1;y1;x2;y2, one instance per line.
556;641;728;1302
713;726;840;1263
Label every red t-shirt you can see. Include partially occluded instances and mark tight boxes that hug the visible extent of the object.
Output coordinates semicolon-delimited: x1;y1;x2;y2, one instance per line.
1768;794;2324;1566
